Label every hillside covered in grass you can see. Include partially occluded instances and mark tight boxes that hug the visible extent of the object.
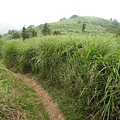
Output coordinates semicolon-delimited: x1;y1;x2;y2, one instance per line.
1;35;120;119
1;15;120;40
37;15;120;36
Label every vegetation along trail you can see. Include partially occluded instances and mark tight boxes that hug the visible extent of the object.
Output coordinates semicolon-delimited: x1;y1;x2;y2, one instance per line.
13;72;65;120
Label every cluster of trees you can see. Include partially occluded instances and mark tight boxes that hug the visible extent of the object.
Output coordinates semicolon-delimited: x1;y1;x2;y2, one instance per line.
1;23;62;41
53;30;61;35
22;25;37;40
1;25;37;41
8;30;20;39
42;23;61;36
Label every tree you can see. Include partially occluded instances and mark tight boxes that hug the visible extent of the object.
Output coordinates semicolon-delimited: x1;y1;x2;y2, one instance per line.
112;19;119;26
8;30;14;35
32;29;37;37
70;15;79;19
26;25;37;37
22;26;29;40
110;18;112;21
82;23;86;32
27;25;34;33
0;34;2;39
59;17;66;21
13;31;20;39
42;23;51;36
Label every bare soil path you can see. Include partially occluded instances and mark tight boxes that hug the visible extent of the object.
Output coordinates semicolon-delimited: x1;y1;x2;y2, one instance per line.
13;72;65;120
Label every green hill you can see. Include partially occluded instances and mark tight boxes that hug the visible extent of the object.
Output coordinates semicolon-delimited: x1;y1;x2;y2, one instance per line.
37;15;120;36
1;15;120;40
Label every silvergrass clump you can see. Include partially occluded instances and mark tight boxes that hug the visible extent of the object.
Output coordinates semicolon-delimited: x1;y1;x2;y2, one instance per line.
2;35;120;119
2;40;20;68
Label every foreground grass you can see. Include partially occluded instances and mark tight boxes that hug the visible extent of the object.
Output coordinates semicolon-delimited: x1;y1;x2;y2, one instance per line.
1;35;120;119
0;63;49;120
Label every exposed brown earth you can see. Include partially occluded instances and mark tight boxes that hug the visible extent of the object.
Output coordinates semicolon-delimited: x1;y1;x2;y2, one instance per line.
13;72;65;120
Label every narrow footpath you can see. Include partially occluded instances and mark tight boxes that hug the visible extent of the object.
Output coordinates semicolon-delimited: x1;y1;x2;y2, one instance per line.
13;72;65;120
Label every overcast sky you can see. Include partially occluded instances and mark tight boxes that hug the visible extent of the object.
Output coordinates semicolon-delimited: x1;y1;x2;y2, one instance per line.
0;0;120;29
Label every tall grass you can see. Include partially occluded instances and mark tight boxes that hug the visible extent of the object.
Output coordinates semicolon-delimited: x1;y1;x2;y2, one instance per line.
0;40;3;58
2;35;120;119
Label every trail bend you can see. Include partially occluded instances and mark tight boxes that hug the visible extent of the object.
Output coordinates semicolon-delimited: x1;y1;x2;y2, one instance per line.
13;72;65;120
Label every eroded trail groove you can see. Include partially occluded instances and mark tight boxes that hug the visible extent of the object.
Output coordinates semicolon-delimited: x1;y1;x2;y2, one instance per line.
13;72;65;120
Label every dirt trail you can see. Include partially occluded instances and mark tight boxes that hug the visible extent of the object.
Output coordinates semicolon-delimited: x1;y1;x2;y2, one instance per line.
13;72;65;120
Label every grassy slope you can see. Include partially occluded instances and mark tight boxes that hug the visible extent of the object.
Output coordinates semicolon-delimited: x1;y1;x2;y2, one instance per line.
0;62;49;120
37;16;120;36
1;35;120;119
1;15;120;40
